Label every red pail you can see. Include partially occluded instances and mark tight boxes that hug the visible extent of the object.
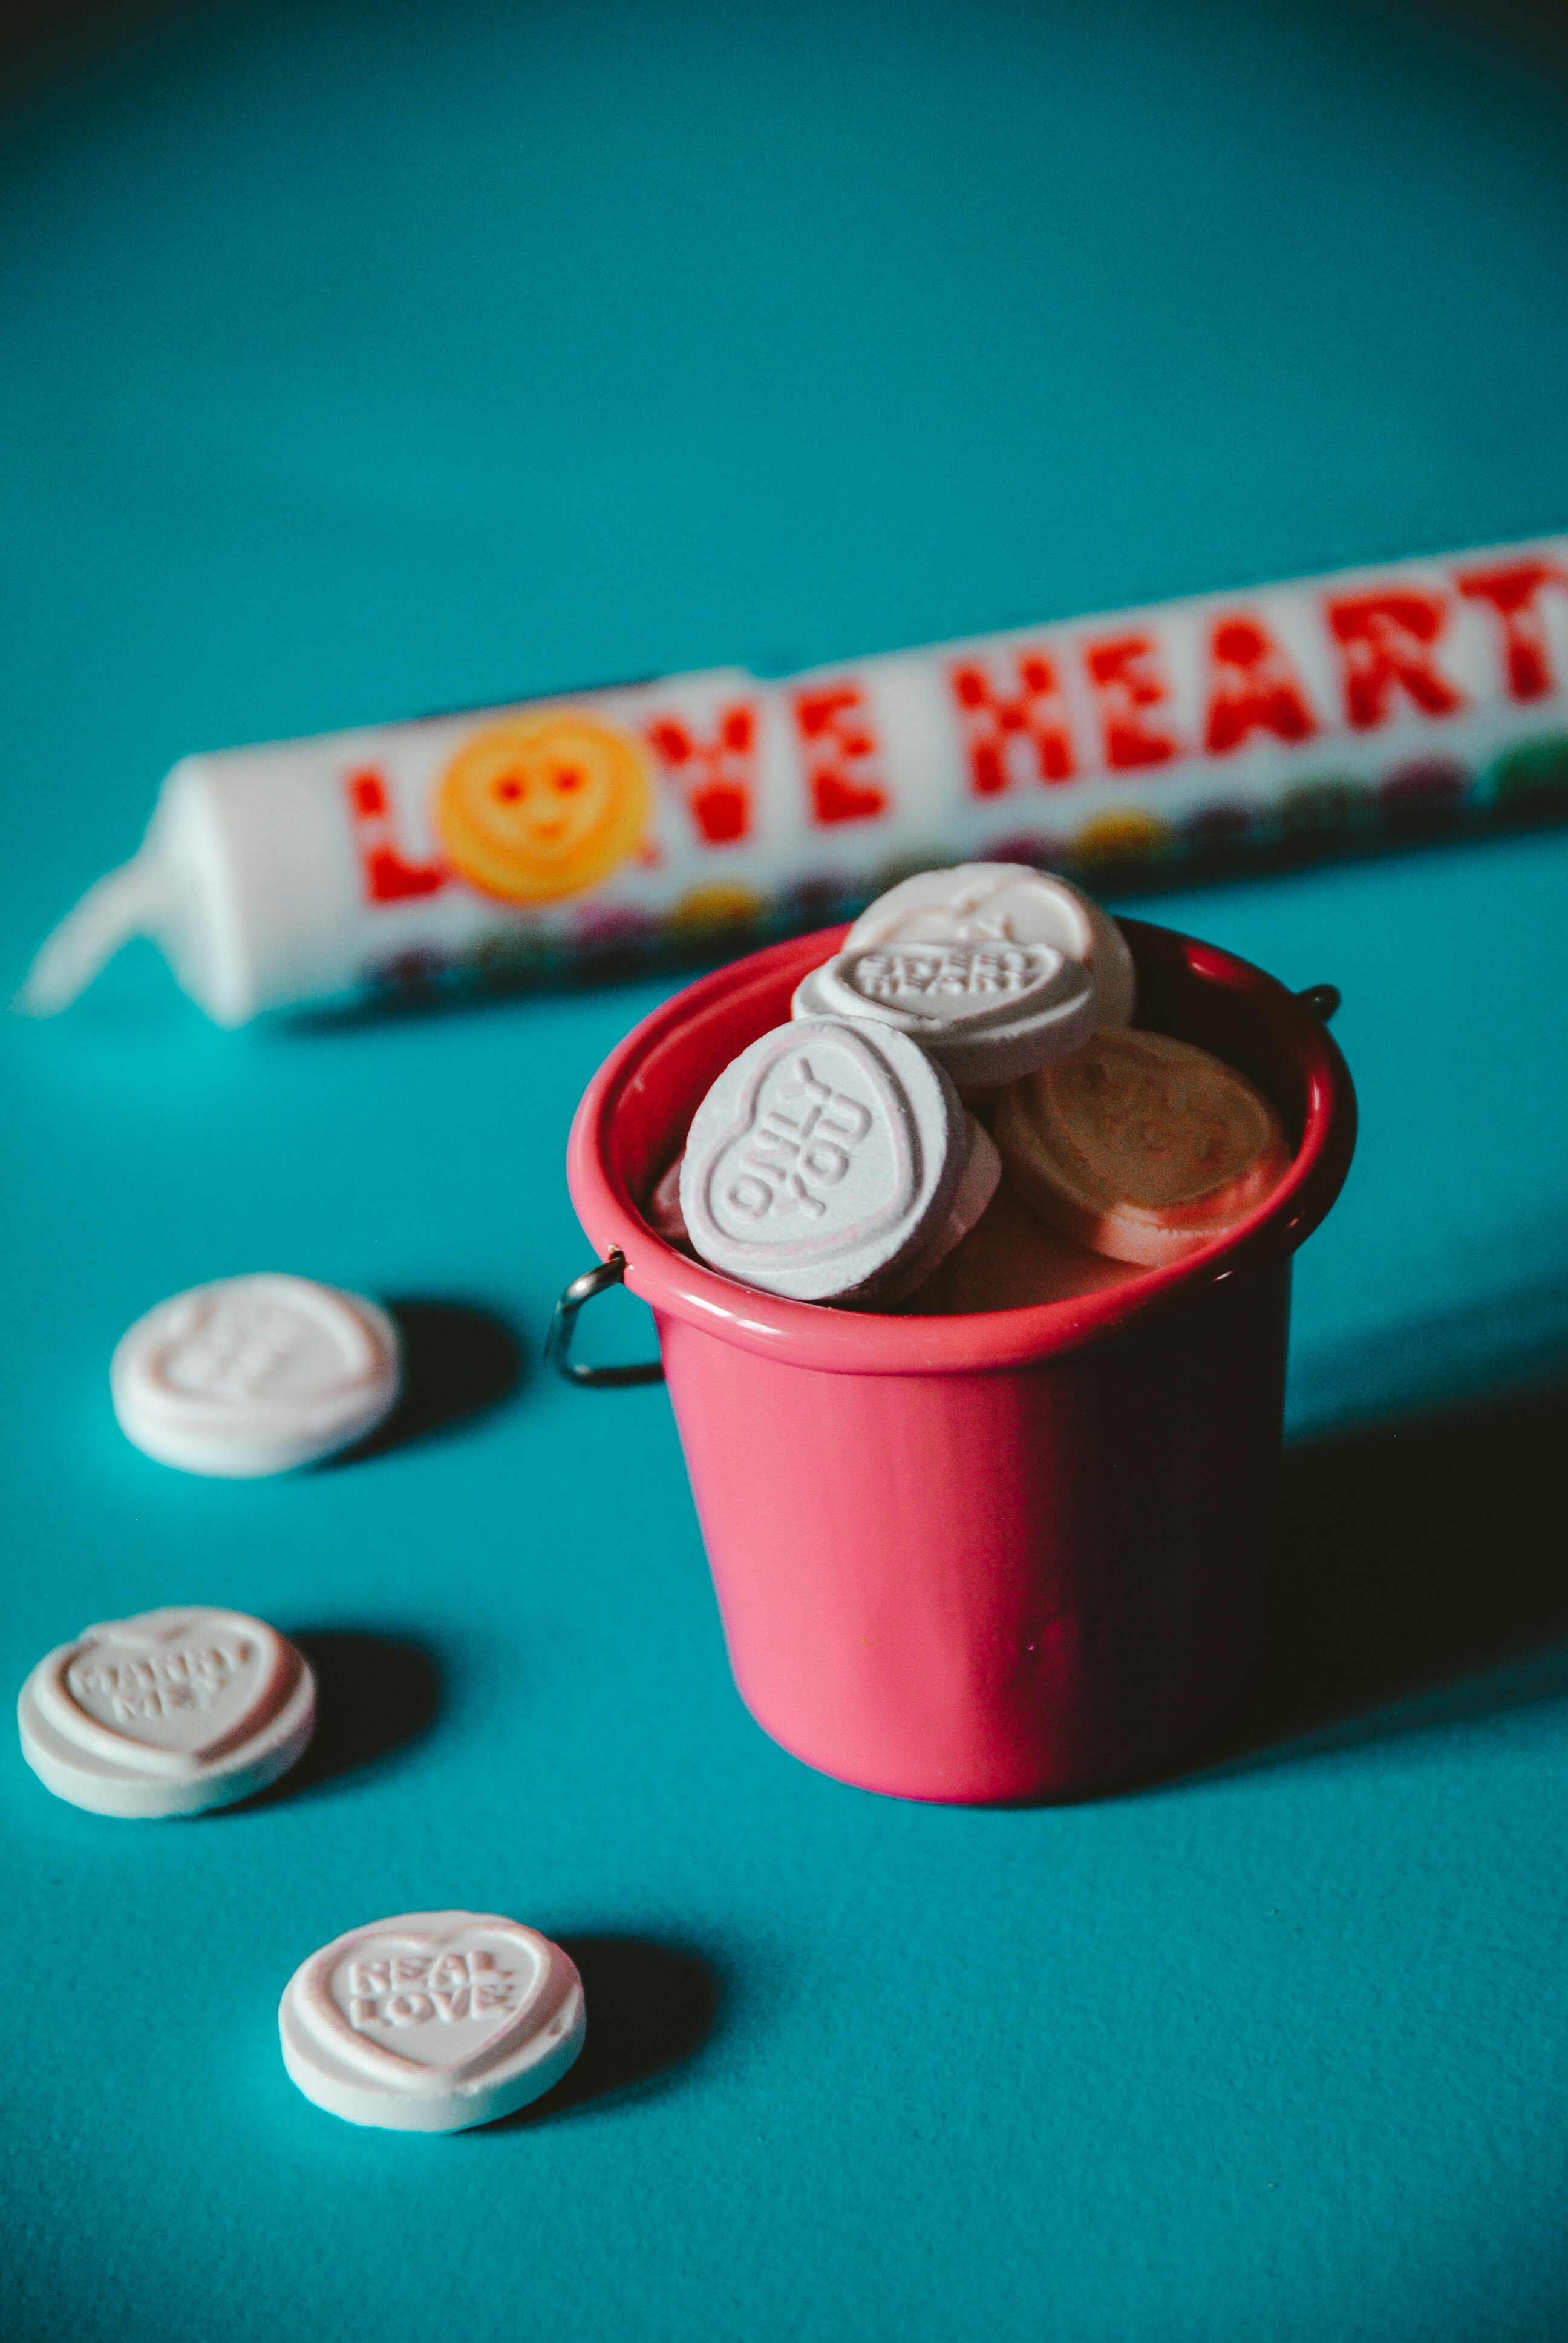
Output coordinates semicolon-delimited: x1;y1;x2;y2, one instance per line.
566;919;1356;1803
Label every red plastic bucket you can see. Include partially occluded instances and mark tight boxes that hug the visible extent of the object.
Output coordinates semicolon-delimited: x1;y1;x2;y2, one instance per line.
566;918;1356;1803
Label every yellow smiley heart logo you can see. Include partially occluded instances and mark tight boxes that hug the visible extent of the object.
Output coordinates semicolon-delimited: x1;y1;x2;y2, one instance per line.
433;712;652;902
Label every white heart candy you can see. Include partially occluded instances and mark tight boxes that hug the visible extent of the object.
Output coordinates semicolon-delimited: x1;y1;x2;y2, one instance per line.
17;1605;315;1817
793;939;1095;1087
679;1017;964;1302
111;1274;402;1476
844;862;1136;1027
279;1911;584;2132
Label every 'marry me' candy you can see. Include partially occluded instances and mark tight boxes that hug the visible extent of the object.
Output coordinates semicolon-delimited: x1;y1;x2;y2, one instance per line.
995;1026;1291;1267
18;1605;316;1818
679;1017;969;1303
792;937;1095;1087
844;863;1136;1028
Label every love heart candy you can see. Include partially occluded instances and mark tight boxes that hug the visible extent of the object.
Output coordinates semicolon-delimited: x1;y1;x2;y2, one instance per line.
279;1910;585;2131
644;1152;691;1248
111;1273;402;1475
880;1110;1001;1303
995;1026;1292;1267
17;1605;315;1817
792;937;1095;1087
679;1017;966;1303
844;863;1136;1028
900;1181;1143;1314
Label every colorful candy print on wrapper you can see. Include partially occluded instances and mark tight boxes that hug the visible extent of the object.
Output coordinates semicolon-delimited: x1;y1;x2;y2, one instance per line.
678;1017;973;1303
843;863;1136;1027
22;536;1568;1026
279;1911;584;2132
111;1274;402;1476
18;1606;315;1818
792;937;1096;1087
995;1026;1292;1267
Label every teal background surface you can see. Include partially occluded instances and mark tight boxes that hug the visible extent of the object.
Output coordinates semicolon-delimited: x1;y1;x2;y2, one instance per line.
4;4;1568;2338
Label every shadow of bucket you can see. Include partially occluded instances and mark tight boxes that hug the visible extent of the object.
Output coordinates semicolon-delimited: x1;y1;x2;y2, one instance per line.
566;919;1356;1805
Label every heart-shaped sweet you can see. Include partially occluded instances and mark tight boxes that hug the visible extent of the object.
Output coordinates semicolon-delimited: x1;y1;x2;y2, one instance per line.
825;940;1070;1032
680;1018;962;1299
298;1919;554;2089
141;1279;378;1415
35;1607;290;1777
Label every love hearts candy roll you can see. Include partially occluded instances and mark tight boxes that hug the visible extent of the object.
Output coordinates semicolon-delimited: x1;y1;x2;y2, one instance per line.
23;534;1568;1024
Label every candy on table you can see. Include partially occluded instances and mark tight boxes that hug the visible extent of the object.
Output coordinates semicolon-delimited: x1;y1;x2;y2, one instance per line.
843;863;1136;1029
111;1273;402;1475
17;1605;316;1818
994;1026;1292;1267
899;1181;1143;1314
678;1015;984;1304
791;936;1096;1089
279;1910;585;2132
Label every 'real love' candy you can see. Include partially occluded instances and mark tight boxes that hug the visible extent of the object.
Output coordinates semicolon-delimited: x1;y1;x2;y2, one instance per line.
844;863;1136;1029
279;1910;584;2132
995;1026;1292;1267
792;936;1096;1087
679;1017;981;1303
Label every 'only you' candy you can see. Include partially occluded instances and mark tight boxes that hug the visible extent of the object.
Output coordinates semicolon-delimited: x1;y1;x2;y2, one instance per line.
678;1016;995;1303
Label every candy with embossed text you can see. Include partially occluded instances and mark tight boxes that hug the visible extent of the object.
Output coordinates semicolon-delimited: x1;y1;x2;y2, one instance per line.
679;1017;970;1302
279;1910;585;2132
995;1026;1292;1267
844;863;1135;1028
111;1273;402;1475
792;936;1095;1087
17;1605;315;1817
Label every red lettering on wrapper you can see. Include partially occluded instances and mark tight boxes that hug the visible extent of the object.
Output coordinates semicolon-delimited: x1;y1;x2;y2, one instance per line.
645;703;759;844
1325;592;1466;729
1083;634;1178;770
792;686;889;825
347;770;450;903
1456;562;1568;703
1203;618;1318;753
949;652;1076;796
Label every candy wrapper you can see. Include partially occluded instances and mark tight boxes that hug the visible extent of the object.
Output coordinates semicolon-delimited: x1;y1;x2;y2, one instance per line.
24;536;1568;1025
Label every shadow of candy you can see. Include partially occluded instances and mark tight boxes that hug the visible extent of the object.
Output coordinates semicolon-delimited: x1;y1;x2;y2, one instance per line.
332;1298;526;1464
240;1630;442;1807
475;1937;722;2132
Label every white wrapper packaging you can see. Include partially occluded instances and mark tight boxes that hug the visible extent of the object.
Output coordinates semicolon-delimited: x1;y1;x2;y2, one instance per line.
24;534;1568;1026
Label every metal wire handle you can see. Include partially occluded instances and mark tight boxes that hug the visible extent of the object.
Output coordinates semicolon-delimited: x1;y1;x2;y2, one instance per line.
546;1249;665;1388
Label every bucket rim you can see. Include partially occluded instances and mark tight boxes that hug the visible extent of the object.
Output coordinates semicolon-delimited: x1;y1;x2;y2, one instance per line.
566;917;1357;1375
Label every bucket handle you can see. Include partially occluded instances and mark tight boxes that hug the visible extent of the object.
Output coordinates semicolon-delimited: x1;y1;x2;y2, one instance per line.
546;1250;665;1389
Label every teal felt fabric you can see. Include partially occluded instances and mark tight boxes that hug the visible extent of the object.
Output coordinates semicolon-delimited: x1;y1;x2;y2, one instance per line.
3;5;1567;2338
